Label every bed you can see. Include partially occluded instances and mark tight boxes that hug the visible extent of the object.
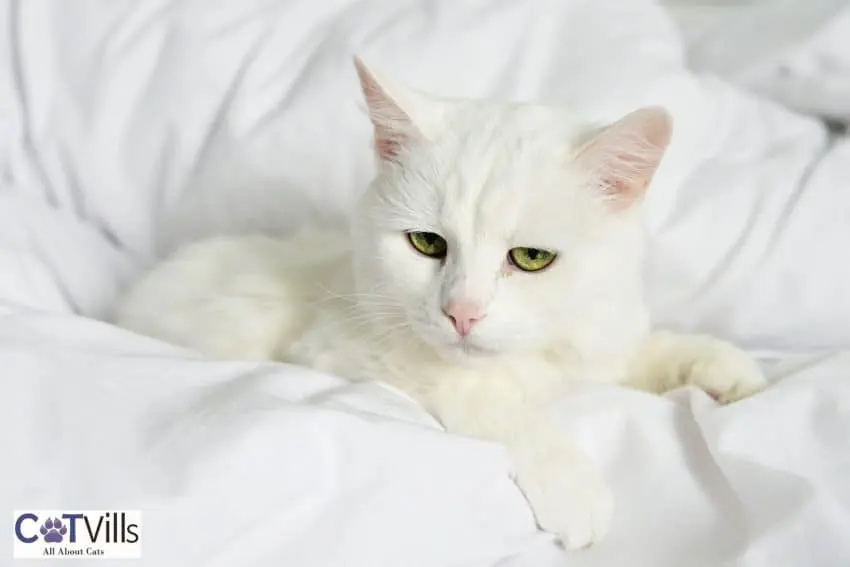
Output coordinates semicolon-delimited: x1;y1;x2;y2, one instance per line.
2;0;850;565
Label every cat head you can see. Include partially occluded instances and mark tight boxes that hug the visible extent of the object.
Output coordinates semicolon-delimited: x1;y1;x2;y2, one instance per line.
350;58;671;362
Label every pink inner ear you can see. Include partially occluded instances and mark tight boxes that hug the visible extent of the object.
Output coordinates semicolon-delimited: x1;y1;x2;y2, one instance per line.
375;137;400;160
354;57;414;163
575;106;673;208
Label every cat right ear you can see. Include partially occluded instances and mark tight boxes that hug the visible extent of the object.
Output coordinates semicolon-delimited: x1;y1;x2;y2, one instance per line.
572;106;673;209
354;57;428;163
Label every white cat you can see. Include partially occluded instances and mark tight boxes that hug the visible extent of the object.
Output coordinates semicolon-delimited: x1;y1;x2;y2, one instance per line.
113;58;767;549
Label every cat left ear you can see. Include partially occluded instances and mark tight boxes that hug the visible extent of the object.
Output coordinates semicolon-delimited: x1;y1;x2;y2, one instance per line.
354;57;425;164
573;106;673;209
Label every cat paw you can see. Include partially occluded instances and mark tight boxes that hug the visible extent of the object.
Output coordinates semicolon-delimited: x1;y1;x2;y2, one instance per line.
685;339;767;404
515;453;614;549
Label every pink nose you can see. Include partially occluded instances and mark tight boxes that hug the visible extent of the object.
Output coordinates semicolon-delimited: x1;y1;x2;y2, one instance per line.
442;300;485;337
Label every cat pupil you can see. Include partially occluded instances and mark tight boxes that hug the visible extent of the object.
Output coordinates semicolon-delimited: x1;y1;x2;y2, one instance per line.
528;249;539;260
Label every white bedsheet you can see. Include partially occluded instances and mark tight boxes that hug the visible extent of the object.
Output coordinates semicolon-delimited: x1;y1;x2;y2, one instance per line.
2;1;850;566
3;305;850;566
663;0;850;122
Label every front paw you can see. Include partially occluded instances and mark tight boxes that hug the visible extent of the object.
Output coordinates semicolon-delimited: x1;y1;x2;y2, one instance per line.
685;339;768;404
514;453;614;550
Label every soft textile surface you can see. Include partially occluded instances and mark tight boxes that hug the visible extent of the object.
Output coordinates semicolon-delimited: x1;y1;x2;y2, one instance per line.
2;0;850;565
3;305;850;566
663;0;850;122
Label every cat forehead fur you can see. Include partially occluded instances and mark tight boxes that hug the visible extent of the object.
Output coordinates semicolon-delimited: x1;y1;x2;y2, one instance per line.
365;98;612;250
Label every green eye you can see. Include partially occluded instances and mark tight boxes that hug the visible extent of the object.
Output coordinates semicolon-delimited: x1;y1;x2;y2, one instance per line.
508;247;556;272
407;231;448;259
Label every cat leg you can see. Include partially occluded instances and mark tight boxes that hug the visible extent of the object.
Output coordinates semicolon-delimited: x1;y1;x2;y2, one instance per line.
627;330;767;403
426;383;613;549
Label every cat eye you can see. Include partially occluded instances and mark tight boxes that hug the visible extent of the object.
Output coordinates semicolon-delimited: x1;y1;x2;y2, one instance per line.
407;231;448;259
508;247;556;272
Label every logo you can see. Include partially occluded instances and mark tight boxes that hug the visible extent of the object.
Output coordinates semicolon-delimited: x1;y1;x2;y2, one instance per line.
39;517;67;543
13;510;142;559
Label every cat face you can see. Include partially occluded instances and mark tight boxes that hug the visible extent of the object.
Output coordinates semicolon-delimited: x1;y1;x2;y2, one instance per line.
350;58;671;361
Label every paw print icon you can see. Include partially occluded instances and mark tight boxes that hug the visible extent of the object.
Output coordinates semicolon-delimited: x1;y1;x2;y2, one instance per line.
40;518;67;543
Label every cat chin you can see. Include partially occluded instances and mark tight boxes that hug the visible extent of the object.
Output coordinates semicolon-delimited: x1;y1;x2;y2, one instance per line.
430;339;505;365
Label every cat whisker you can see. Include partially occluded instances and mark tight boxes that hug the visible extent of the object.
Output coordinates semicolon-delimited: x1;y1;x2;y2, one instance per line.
310;284;398;308
359;321;414;350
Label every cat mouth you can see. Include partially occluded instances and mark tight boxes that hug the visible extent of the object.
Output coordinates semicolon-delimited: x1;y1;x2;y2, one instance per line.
446;339;499;357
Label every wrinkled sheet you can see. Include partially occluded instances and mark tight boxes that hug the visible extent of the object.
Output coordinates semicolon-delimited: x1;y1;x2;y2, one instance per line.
2;0;850;566
2;306;849;567
663;0;850;122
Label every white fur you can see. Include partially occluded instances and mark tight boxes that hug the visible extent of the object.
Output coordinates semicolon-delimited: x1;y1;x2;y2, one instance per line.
112;60;766;549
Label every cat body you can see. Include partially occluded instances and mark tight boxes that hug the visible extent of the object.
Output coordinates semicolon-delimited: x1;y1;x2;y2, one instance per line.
113;59;767;549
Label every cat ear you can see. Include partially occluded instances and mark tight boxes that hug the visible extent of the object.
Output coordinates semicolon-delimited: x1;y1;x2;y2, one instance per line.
354;57;429;163
573;106;673;209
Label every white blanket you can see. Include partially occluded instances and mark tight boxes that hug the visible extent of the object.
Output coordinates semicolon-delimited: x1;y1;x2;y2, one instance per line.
664;0;850;122
2;1;850;565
